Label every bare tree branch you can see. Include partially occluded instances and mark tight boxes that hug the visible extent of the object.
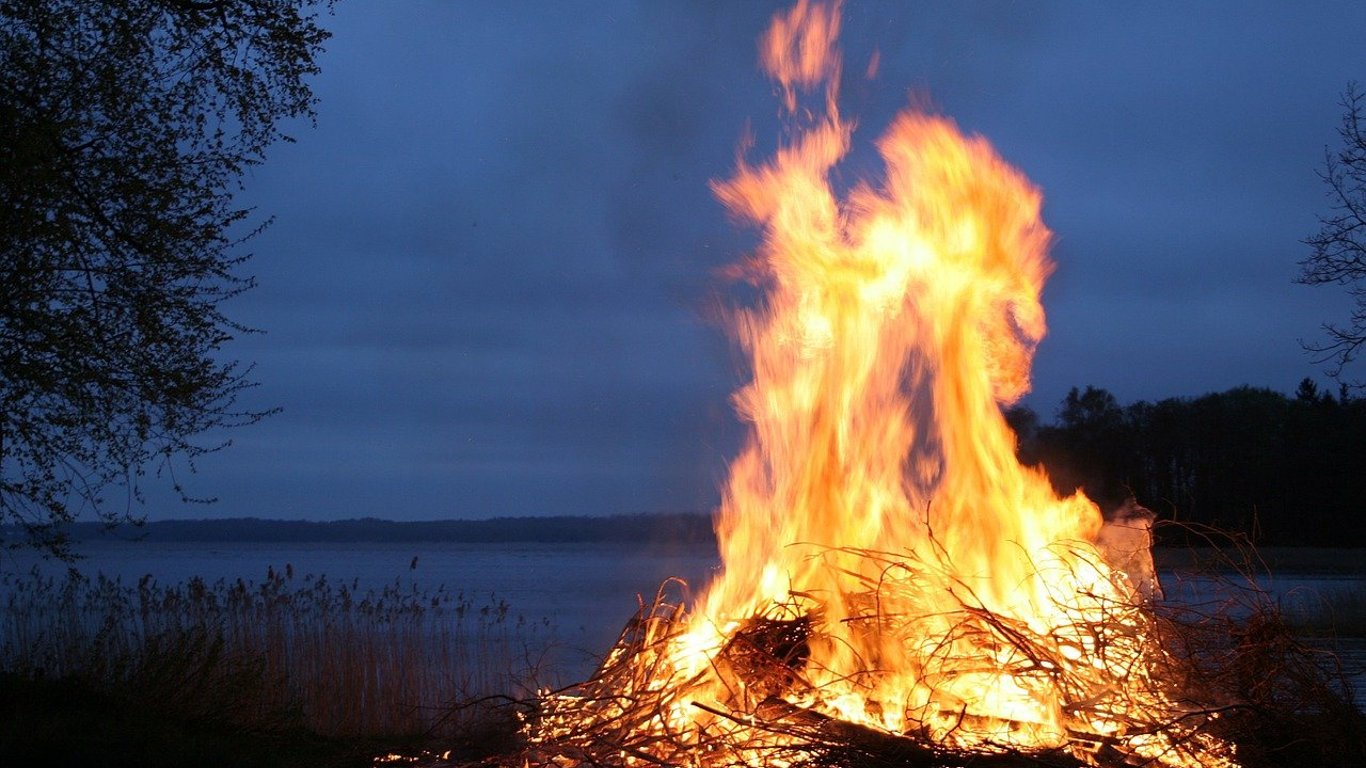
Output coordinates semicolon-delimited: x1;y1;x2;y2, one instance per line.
1299;82;1366;383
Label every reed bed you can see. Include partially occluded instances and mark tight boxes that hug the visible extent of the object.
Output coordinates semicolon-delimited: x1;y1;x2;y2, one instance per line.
0;565;559;741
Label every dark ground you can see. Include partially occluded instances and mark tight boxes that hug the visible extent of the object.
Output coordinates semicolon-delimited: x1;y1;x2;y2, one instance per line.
0;673;408;768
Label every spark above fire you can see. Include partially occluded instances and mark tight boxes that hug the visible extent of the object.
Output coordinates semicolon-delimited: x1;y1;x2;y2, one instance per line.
524;2;1239;766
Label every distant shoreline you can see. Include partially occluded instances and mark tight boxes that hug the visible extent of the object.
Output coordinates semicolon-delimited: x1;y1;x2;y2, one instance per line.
34;513;718;545
13;515;1366;558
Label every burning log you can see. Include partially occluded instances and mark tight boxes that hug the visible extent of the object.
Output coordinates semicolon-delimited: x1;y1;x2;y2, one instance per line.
713;614;813;702
687;697;1111;768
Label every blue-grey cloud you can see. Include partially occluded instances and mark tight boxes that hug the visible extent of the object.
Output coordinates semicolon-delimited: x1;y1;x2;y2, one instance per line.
148;1;1366;521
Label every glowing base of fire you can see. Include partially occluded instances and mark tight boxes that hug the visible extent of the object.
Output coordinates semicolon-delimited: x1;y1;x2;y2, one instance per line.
524;544;1238;768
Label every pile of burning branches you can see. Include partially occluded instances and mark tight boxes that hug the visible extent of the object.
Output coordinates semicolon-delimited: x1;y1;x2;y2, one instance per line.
514;545;1264;768
385;543;1365;768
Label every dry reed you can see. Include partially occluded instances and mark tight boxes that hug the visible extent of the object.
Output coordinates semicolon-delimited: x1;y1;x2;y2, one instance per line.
0;565;559;740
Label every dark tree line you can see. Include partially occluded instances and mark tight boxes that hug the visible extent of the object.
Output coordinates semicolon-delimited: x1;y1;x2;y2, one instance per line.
1007;380;1366;546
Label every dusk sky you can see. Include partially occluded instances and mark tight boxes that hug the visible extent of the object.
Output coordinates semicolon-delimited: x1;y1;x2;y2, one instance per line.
150;1;1365;522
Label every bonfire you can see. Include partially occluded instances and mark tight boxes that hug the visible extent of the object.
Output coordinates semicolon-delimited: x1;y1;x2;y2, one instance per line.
482;3;1359;767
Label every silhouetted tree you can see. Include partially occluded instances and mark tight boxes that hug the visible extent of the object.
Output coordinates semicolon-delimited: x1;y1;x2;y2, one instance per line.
1127;397;1196;522
1;1;334;558
1184;387;1288;537
1037;386;1136;511
1300;82;1366;384
1294;376;1322;403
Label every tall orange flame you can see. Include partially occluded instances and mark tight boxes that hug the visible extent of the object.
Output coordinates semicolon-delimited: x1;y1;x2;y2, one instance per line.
681;0;1228;759
530;3;1236;765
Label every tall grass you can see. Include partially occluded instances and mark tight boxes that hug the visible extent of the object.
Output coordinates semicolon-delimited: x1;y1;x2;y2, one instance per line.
0;565;560;740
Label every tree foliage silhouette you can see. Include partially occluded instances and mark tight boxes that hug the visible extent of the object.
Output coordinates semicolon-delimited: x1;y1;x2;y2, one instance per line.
0;0;334;558
1012;381;1366;546
1300;82;1366;383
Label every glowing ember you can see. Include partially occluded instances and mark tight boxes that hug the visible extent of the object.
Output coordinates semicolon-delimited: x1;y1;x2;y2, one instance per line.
526;2;1237;766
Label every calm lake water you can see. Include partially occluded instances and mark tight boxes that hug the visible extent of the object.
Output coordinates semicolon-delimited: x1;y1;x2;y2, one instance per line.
4;539;722;679
6;540;1364;697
